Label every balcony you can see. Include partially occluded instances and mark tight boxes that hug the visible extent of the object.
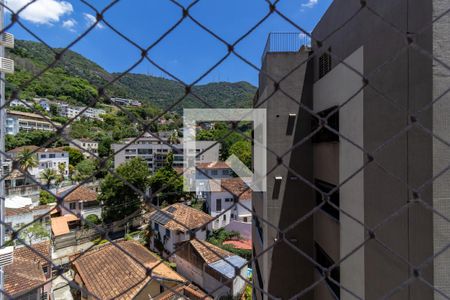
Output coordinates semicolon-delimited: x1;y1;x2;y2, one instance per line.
1;32;14;48
6;184;40;197
261;32;311;64
0;57;14;74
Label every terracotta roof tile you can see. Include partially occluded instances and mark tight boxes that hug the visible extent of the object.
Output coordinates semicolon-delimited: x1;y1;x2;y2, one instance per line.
4;241;51;297
157;284;212;300
208;177;252;200
57;185;97;203
7;145;39;154
223;239;252;250
196;161;230;169
188;240;233;264
6;204;56;217
149;203;212;233
72;240;186;300
51;214;79;236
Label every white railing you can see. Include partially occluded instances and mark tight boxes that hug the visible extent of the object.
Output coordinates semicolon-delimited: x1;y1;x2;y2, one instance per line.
1;32;14;48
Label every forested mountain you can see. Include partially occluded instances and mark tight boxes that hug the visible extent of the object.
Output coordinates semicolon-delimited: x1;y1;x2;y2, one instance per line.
6;40;255;111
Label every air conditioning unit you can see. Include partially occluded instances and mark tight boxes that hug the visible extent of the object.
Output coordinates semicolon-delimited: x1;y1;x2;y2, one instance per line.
0;57;14;74
0;246;13;267
0;32;14;48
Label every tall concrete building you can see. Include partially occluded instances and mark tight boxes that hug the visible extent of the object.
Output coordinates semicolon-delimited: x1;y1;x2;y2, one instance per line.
253;1;449;299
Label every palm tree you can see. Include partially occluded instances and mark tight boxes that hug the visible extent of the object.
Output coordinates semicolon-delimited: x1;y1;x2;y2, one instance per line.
16;148;38;173
41;168;57;189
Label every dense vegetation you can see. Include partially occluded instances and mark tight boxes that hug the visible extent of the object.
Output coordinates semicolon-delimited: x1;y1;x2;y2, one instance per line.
6;40;256;112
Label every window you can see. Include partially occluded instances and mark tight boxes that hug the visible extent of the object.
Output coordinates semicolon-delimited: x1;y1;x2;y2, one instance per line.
312;106;339;143
42;265;48;274
211;170;218;176
154;222;159;231
222;169;230;175
138;149;152;155
69;203;76;210
243;217;248;223
225;198;233;202
231;213;234;219
223;214;227;221
315;243;340;298
40;154;46;158
49;154;56;158
315;179;340;220
319;49;332;78
165;228;171;238
216;199;222;211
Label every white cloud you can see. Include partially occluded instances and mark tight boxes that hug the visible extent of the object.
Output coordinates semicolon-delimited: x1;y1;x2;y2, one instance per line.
6;0;73;25
83;13;104;29
62;18;76;32
302;0;319;8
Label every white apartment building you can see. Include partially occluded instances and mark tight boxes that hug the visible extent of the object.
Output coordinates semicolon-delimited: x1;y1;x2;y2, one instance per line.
112;132;220;172
6;110;60;135
69;139;99;158
110;97;142;107
57;103;105;121
205;177;252;230
7;146;69;181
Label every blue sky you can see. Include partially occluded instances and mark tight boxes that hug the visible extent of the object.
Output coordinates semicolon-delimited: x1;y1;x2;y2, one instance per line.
6;0;332;85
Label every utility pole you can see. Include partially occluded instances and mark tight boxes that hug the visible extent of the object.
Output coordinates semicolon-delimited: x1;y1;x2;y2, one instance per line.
0;1;15;298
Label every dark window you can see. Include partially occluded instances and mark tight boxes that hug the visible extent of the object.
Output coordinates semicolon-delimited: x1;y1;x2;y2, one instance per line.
211;170;218;176
312;106;339;143
315;243;340;298
138;149;152;155
165;228;171;238
154;222;159;231
69;203;76;210
223;214;227;221
216;199;222;211
319;50;332;78
315;179;340;220
160;285;164;294
49;154;56;158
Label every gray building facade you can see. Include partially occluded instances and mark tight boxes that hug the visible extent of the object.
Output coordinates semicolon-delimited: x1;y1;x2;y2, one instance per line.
253;0;449;299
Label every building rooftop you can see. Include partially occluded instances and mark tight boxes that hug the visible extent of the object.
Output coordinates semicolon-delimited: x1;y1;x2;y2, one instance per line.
72;240;186;300
8;145;67;154
57;185;97;203
4;241;51;298
6;204;56;217
197;161;230;169
180;240;247;279
157;284;212;300
51;214;79;236
208;177;252;200
149;203;212;233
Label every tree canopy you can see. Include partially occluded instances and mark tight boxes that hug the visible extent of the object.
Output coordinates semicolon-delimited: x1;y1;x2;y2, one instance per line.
99;158;151;223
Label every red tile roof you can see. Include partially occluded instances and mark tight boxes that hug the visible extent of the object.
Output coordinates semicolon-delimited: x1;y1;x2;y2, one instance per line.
187;240;233;264
223;239;252;250
4;241;51;297
157;284;212;300
149;203;212;233
209;177;252;200
57;185;97;203
197;161;230;169
51;214;79;236
72;240;186;300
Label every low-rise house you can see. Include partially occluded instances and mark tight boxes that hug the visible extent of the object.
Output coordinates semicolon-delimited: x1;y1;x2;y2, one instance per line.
57;103;105;121
8;146;69;180
6;110;61;135
196;161;233;180
4;241;52;299
69;139;99;158
175;239;247;299
4;169;40;198
205;178;252;230
5;204;55;239
148;203;212;257
57;185;101;219
71;240;187;299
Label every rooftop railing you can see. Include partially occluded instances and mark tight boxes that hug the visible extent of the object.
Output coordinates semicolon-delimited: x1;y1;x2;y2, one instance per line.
261;32;311;64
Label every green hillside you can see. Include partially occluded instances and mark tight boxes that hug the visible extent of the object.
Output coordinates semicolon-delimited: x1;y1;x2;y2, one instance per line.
6;40;256;111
